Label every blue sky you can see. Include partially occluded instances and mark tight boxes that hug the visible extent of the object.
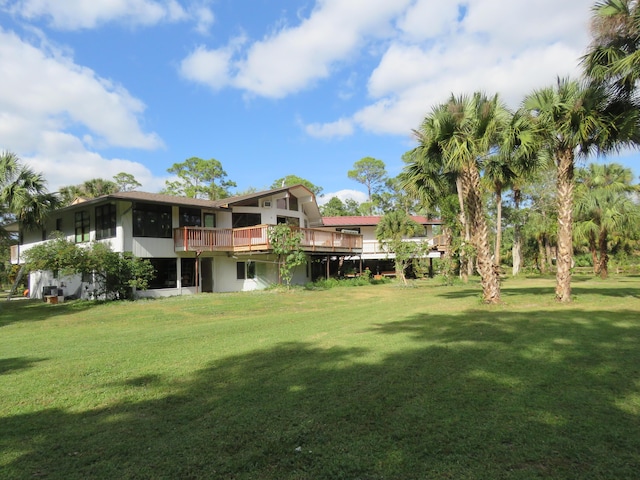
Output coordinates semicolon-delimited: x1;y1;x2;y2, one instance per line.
1;0;638;205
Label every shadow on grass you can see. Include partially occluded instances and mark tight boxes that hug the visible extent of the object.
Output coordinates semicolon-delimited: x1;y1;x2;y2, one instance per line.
0;357;49;375
435;277;639;301
2;309;640;479
0;299;99;328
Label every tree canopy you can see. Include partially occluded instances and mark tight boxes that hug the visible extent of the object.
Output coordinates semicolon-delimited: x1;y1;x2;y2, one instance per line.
1;151;58;237
348;157;387;213
162;157;236;200
270;175;322;196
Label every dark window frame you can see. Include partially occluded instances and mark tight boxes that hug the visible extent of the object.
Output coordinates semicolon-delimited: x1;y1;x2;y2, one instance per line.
179;207;202;228
133;203;172;238
95;203;117;240
75;211;90;243
236;261;256;280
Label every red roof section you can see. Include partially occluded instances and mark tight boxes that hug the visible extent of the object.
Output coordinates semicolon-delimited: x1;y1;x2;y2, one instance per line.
322;215;441;227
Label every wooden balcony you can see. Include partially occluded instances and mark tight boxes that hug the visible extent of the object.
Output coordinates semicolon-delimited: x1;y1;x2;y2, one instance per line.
174;225;363;254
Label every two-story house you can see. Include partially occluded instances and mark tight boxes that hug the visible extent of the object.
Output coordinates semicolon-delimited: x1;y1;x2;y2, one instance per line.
13;185;363;299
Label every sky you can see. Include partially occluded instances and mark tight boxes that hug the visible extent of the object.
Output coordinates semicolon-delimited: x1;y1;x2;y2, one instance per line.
1;0;638;205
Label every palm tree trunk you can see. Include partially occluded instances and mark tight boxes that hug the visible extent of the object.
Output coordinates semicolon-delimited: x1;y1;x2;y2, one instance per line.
588;232;600;276
538;236;547;274
555;149;574;302
511;187;522;276
494;185;503;268
456;176;470;283
462;164;501;303
598;228;609;279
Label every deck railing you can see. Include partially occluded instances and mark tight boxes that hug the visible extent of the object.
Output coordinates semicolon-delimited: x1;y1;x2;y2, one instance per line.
174;225;363;253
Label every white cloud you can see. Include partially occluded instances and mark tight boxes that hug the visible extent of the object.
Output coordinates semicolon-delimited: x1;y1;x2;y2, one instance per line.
0;29;162;149
0;28;164;191
23;145;163;193
181;0;412;98
1;0;217;32
180;44;235;90
318;189;368;206
311;0;592;138
305;118;354;139
180;0;593;142
191;3;215;35
396;0;460;41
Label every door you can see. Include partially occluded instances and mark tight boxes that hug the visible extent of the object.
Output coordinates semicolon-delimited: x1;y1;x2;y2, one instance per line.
200;258;213;293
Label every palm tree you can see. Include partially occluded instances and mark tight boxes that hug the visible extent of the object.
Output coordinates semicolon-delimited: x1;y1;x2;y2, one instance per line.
375;210;421;285
522;77;638;302
574;162;639;278
482;154;516;268
583;0;640;98
403;92;509;303
0;151;58;237
401;140;471;281
498;110;545;276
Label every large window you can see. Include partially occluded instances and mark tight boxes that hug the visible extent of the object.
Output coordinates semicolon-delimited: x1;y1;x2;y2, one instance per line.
232;213;261;228
236;261;256;280
179;207;201;227
277;216;300;226
147;258;176;289
75;211;90;243
95;204;117;240
133;203;172;238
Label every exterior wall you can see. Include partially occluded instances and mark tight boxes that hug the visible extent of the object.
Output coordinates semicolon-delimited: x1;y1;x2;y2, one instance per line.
214;255;274;292
259;194;307;226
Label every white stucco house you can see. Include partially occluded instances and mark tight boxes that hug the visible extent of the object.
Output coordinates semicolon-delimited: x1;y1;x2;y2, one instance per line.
12;185;363;299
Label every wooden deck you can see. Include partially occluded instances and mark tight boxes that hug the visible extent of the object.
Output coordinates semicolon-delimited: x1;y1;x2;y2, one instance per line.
174;224;363;254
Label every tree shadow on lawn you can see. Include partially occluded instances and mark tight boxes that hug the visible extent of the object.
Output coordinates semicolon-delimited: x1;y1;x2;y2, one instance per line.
2;309;640;479
0;357;49;375
0;299;97;328
436;282;638;301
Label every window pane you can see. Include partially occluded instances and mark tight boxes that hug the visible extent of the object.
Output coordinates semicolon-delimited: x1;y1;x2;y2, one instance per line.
236;262;246;280
247;261;256;279
179;207;201;227
133;203;172;238
95;204;116;240
147;258;176;289
204;213;216;228
181;258;195;287
232;213;261;228
75;211;90;243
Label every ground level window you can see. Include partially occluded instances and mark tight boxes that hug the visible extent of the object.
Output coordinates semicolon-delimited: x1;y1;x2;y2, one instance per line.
236;261;256;280
181;258;196;287
147;258;177;289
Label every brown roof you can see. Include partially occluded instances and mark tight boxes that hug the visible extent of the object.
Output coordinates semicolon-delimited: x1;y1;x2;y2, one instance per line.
322;215;441;227
58;191;225;211
55;185;322;224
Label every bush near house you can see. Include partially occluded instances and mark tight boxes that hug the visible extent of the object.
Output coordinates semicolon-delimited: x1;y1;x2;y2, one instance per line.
24;236;154;300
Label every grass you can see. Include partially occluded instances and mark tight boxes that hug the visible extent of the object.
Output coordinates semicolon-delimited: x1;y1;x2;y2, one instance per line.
1;275;640;479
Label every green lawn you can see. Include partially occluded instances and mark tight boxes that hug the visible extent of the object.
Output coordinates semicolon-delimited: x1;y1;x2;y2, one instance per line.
1;276;640;479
